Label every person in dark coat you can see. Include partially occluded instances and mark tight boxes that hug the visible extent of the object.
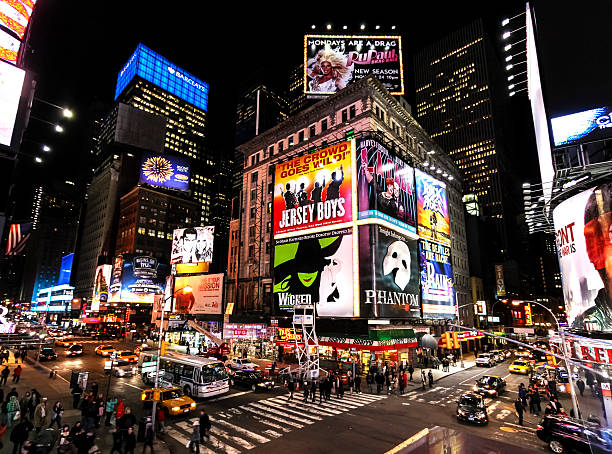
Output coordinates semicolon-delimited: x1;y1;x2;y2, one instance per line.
110;428;122;454
585;370;595;395
199;409;210;442
354;375;362;394
303;380;309;402
576;378;586;397
310;381;317;403
124;427;136;454
142;418;154;454
9;419;32;454
287;378;295;401
407;364;414;382
428;370;434;388
515;397;524;426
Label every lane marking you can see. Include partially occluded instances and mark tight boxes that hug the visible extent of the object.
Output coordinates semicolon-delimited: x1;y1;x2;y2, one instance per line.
238;405;304;428
207;391;251;403
269;398;341;416
210;417;270;444
249;401;318;424
252;415;291;433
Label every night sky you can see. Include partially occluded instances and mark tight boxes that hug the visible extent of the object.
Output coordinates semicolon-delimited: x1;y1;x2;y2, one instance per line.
5;0;612;219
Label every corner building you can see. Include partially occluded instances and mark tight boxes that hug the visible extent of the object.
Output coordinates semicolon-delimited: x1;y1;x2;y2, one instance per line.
232;76;472;358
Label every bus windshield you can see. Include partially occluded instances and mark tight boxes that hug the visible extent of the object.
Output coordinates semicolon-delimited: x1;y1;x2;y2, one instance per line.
201;362;228;383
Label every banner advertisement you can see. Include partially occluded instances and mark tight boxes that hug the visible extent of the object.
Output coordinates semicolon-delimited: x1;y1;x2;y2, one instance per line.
495;264;506;296
553;184;612;332
419;239;455;319
0;60;25;147
359;225;420;319
174;274;223;315
304;35;404;95
91;264;112;312
273;141;353;237
0;29;20;64
356;137;416;234
139;153;191;191
222;323;267;340
109;254;170;304
273;227;354;316
171;226;215;264
550;106;612;147
415;169;451;246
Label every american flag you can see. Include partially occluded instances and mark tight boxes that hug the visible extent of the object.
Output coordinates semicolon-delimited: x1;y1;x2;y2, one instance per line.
5;222;32;256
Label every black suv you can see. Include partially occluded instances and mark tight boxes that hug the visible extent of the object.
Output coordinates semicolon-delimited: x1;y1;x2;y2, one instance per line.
537;415;612;453
473;375;506;397
456;392;488;425
38;348;57;361
230;370;274;392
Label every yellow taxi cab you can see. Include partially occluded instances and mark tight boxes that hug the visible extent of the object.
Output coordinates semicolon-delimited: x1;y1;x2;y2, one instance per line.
134;344;152;357
115;350;138;363
55;336;74;347
95;345;116;357
140;387;196;416
509;359;531;375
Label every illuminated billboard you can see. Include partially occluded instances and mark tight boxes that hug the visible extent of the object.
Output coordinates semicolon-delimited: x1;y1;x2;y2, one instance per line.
415;169;450;246
550;106;612;147
57;253;74;286
553;184;612;332
174;274;223;315
356;137;416;234
359;225;420;319
420;239;455;319
109;254;170;304
273;141;353;237
0;59;24;146
170;226;214;264
115;43;208;112
0;0;37;39
139;153;190;191
0;29;20;63
91;264;112;312
304;35;404;95
273;227;355;317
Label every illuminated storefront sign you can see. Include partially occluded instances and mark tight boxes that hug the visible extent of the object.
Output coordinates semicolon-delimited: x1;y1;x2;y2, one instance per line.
0;59;25;146
319;336;417;351
277;327;302;342
456;330;485;341
420;239;455;318
222;323;268;340
524;303;533;326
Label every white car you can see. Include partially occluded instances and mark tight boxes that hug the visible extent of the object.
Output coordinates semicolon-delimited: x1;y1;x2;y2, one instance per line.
225;358;259;371
475;353;495;368
489;350;505;363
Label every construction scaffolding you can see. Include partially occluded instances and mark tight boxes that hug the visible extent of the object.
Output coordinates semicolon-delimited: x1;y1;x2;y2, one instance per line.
292;303;320;380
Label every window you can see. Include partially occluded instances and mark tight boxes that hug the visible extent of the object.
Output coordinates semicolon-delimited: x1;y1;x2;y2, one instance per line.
341;109;348;123
250;207;256;218
288;135;294;146
137;227;146;235
298;130;305;142
278;141;284;152
148;229;155;237
250;189;257;203
248;245;254;258
251;171;258;183
267;183;273;193
157;231;165;238
249;226;255;238
268;145;274;156
309;125;316;137
265;242;270;254
321;119;328;131
349;105;356;118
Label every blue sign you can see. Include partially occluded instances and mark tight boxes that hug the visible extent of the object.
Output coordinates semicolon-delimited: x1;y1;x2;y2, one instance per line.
550;107;612;147
419;239;455;319
115;43;208;112
139;153;190;191
109;254;170;304
58;253;74;286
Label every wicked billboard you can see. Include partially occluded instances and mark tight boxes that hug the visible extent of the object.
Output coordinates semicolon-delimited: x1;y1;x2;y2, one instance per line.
273;227;354;317
356;137;417;234
359;225;420;319
273;141;353;237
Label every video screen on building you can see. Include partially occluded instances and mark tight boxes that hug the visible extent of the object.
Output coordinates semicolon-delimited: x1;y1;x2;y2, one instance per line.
273;227;355;317
415;169;451;246
0;59;24;146
0;29;20;63
359;224;420;319
109;254;170;304
170;226;214;264
420;239;455;319
304;35;404;95
273;141;353;237
0;0;37;39
174;274;223;315
356;137;416;234
57;253;74;286
139;153;190;191
92;264;112;312
553;184;612;332
550;106;612;147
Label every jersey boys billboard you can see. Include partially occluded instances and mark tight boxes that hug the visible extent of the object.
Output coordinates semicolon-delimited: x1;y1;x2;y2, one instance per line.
415;169;451;246
356;137;416;234
274;141;353;237
420;239;455;318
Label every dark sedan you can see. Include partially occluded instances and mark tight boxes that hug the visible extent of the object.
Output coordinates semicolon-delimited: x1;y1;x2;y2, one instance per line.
38;348;57;361
456;393;488;425
229;370;274;392
473;375;506;397
66;344;84;356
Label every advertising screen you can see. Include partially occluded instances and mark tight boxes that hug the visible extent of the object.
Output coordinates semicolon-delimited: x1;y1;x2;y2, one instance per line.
273;141;353;237
115;43;208;111
553;184;612;332
304;35;404;95
0;29;20;63
174;274;223;315
356;137;416;234
420;239;455;319
109;254;170;304
0;59;24;146
0;0;36;39
273;227;354;317
415;169;451;246
91;264;112;311
139;153;190;191
550;106;612;147
57;253;74;286
359;225;420;319
170;226;214;264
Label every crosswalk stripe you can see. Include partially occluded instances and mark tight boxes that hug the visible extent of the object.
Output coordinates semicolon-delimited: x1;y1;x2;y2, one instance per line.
239;405;304;428
269;398;342;415
348;393;383;401
210;416;271;444
250;400;319;423
312;397;359;410
263;429;282;438
339;395;373;405
252;415;291;433
177;421;252;451
258;399;323;420
207;433;242;454
166;428;217;454
248;402;314;425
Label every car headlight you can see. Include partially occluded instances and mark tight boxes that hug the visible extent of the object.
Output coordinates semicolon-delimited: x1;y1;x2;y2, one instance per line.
190;402;196;408
171;406;180;412
457;409;466;416
258;383;266;387
477;412;486;418
473;385;478;391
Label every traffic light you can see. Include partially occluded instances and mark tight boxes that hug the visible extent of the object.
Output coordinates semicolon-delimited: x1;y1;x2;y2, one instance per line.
160;341;169;356
444;332;453;350
452;331;459;349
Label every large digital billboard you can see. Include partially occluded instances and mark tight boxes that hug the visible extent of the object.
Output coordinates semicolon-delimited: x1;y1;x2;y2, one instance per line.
170;226;214;264
0;59;24;146
359;225;420;319
273;227;354;317
550;107;612;147
553;184;612;332
139;153;190;191
0;0;37;39
415;169;451;246
420;239;455;319
115;43;209;112
174;274;223;315
91;264;112;312
304;35;404;95
273;141;353;237
109;254;170;304
356;137;416;234
57;253;73;286
0;29;20;63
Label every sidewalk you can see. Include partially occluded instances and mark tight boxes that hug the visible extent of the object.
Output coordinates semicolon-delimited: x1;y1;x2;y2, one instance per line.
403;353;477;391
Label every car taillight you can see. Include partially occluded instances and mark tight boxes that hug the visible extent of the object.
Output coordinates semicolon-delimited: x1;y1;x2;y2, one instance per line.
537;425;543;430
141;393;146;401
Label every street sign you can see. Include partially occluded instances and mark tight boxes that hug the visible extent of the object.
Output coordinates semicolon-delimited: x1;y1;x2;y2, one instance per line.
142;361;156;368
141;366;156;373
293;314;313;325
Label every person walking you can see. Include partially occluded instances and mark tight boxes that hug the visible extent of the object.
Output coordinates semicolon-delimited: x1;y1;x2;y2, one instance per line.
515;397;524;426
9;418;31;454
11;366;21;384
428;370;434;388
532;389;542;416
385;374;391;395
156;405;166;433
287;377;295;401
310;380;317;403
189;420;200;454
421;370;427;390
398;373;405;395
585;370;595;396
142;417;154;454
407;364;414;382
110;428;123;454
354;374;361;394
50;401;64;429
6;396;19;428
366;374;373;393
199;409;210;442
104;396;117;427
518;384;527;409
124;427;136;454
95;394;104;428
576;378;586;397
0;366;9;386
33;398;49;433
302;380;309;403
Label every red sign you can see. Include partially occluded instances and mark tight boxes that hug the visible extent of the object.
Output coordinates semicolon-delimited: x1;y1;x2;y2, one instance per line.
233;329;247;336
277;327;302;342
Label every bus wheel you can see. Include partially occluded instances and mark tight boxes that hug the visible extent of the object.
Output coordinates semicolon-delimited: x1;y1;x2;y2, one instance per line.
183;385;192;397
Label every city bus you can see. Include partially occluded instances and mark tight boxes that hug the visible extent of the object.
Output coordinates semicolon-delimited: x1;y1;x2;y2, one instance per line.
141;352;229;398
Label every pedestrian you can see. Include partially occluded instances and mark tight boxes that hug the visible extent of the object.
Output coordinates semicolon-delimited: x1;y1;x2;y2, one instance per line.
18;393;29;420
9;418;31;454
189;420;200;454
33;398;49;433
337;376;344;398
118;407;136;439
528;388;535;414
115;399;125;420
6;396;19;428
104;396;117;427
354;374;361;394
428;370;434;388
518;384;527;409
71;384;81;409
287;377;295;401
375;372;384;394
0;366;9;386
421;370;427;390
303;380;309;402
270;361;276;376
532;389;542;416
50;401;64;429
576;378;585;397
515;397;524;426
142;417;154;454
11;366;21;383
110;428;123;454
366;374;373;393
124;427;136;454
385;373;391;394
310;380;316;403
91;382;98;397
407;364;414;382
585;370;595;396
199;409;210;441
95;394;104;428
399;373;405;395
156;405;166;433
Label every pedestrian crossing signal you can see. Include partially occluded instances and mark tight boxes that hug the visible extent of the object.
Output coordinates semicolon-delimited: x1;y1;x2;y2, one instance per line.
161;341;169;356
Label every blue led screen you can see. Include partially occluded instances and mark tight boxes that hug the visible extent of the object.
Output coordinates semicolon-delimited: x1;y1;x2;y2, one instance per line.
550;107;612;147
139;152;191;191
115;44;208;112
57;253;74;286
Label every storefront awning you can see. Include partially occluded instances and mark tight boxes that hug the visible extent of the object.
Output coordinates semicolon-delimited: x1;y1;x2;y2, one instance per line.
187;320;223;346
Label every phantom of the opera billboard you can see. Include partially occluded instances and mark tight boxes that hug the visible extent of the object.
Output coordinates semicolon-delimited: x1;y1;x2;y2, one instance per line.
553;183;612;332
304;35;404;95
109;254;170;304
420;239;455;319
415;169;451;246
273;228;354;317
359;225;420;319
274;141;353;237
356;137;416;234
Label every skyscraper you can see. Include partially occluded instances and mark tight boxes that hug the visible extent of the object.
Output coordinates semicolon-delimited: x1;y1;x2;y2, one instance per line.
235;85;289;147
